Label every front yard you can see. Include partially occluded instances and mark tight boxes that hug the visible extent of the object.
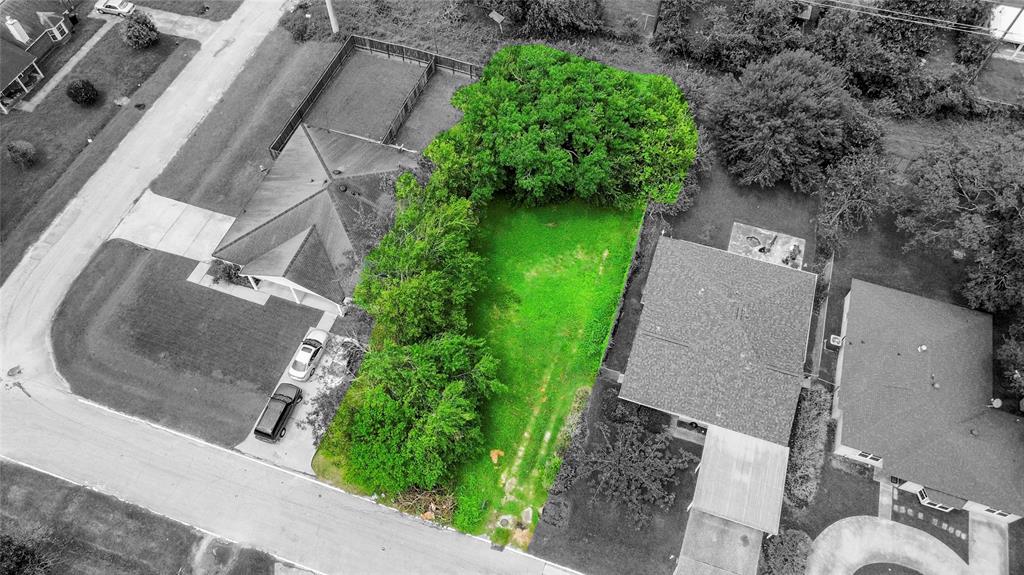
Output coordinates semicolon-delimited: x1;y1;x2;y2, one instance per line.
52;240;321;447
1;29;198;281
453;199;644;534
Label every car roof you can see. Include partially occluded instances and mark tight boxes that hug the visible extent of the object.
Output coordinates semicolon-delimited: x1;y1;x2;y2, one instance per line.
255;399;286;434
275;382;301;397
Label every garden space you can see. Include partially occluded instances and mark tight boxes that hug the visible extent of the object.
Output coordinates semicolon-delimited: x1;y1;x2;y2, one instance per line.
452;199;644;535
529;377;702;575
303;50;426;141
150;29;338;214
52;240;321;447
1;460;276;574
1;30;198;282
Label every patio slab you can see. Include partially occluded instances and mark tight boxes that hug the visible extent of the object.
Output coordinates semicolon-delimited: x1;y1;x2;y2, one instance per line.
727;221;806;270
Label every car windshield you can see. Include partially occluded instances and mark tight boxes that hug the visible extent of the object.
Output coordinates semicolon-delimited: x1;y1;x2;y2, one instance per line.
302;339;321;348
291;359;307;372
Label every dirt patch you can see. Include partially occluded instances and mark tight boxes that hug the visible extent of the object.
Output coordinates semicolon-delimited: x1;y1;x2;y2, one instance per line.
305;50;426;141
0;460;276;574
529;377;700;575
52;240;321;446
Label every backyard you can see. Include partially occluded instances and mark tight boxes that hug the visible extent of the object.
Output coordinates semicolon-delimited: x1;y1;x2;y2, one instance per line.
451;198;643;536
52;240;321;447
1;460;276;574
1;29;198;282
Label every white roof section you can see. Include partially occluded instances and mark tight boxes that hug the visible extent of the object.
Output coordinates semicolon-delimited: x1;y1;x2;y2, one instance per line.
691;426;789;535
993;5;1024;44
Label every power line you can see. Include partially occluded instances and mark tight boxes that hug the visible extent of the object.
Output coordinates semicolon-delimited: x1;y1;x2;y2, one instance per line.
823;0;991;32
796;0;1000;38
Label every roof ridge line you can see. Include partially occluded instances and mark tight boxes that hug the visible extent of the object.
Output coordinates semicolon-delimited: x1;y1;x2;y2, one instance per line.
310;124;420;153
281;226;317;276
215;187;329;255
300;123;332;178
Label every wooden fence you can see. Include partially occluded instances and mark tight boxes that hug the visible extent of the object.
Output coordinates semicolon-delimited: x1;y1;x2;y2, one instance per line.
268;35;482;157
268;36;356;158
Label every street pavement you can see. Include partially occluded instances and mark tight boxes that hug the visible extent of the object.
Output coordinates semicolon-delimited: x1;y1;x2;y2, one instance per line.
0;0;553;572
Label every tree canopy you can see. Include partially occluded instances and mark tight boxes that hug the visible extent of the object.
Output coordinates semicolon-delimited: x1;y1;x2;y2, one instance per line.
427;44;699;209
815;152;893;254
892;129;1024;313
353;173;483;345
342;334;501;494
710;50;879;192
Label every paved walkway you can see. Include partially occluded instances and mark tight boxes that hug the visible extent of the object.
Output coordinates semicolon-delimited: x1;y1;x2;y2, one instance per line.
111;190;234;260
143;6;221;42
968;513;1009;575
807;516;969;575
18;17;118;112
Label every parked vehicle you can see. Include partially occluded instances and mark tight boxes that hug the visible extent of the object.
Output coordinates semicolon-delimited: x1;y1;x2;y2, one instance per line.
253;383;302;443
94;0;136;16
287;328;329;381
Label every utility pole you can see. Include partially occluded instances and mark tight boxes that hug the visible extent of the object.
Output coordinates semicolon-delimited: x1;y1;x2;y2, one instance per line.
325;0;339;34
971;4;1024;82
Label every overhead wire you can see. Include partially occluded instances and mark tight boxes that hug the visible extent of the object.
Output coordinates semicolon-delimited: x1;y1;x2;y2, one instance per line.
794;0;1000;38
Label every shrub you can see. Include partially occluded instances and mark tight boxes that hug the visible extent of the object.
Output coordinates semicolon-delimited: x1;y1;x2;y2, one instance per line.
66;78;99;106
339;333;502;494
208;259;249;287
120;11;159;49
759;529;813;575
996;328;1024;397
710;50;880;193
428;44;698;209
490;527;512;547
815;152;893;254
522;0;605;38
5;140;38;169
785;385;832;507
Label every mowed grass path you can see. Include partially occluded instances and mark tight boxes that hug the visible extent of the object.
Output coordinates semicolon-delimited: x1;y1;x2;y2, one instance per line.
454;199;643;535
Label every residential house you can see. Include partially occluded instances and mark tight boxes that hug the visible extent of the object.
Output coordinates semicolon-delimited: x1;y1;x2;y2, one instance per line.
1;0;77;113
213;124;419;312
833;279;1024;523
620;238;816;574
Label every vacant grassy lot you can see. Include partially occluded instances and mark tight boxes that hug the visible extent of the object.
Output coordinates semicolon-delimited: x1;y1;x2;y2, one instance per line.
1;32;197;282
151;29;338;213
135;0;243;20
450;199;643;535
393;71;472;151
305;50;425;141
1;460;275;574
52;241;321;446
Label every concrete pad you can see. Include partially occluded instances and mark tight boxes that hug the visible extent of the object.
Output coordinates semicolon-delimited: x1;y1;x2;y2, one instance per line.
112;190;188;247
186;261;270;305
807;516;969;575
676;511;761;575
878;483;893;520
184;214;235;260
111;190;234;260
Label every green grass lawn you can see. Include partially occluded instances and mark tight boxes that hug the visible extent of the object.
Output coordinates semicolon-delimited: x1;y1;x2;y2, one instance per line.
1;31;197;282
452;198;643;536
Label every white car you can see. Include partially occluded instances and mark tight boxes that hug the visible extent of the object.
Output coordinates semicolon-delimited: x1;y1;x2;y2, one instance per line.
95;0;136;16
287;328;330;381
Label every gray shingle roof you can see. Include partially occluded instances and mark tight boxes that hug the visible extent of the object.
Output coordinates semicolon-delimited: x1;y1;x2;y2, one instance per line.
837;279;1024;516
621;238;816;445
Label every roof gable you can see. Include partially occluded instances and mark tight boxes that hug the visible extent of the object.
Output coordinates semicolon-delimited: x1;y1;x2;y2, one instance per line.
621;239;816;445
1;0;66;45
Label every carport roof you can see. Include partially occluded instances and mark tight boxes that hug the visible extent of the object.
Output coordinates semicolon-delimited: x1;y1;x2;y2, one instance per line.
691;426;789;535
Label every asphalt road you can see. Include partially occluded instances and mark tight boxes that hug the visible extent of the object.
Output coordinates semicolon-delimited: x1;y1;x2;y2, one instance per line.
0;1;552;572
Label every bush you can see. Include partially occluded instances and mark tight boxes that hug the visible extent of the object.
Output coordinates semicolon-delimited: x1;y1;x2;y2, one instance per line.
815;152;893;254
521;0;605;38
428;44;699;209
208;259;249;287
66;78;99;106
120;11;159;49
785;385;832;507
339;333;502;494
996;330;1024;397
710;50;880;193
759;529;812;575
5;140;38;169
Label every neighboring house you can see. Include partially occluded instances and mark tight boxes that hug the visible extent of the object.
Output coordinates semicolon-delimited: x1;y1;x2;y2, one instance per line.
621;238;816;545
1;0;77;113
213;124;418;313
833;279;1024;523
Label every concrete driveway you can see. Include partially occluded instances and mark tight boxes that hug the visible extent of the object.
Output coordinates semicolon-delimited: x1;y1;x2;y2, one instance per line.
674;510;761;575
111;190;234;260
807;516;969;575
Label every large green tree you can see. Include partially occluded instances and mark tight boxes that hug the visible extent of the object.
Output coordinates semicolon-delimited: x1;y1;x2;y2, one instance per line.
893;129;1024;313
353;173;483;345
710;50;879;192
427;44;698;209
342;334;502;494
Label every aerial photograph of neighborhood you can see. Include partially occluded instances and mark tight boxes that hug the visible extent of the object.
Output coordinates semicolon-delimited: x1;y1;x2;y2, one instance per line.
0;0;1021;574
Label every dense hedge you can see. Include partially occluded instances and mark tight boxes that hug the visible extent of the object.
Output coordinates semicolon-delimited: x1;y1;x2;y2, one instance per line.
427;44;698;209
784;385;832;507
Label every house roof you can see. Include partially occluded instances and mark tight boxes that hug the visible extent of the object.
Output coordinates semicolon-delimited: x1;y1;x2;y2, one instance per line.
213;125;418;302
1;0;66;45
837;279;1024;516
1;36;35;88
691;426;789;534
620;238;816;445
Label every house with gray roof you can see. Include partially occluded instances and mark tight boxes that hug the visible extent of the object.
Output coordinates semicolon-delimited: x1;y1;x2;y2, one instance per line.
1;0;77;113
213;124;418;311
833;279;1024;523
621;238;816;549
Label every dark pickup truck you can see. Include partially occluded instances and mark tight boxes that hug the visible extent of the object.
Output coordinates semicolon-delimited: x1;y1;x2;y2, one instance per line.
254;383;303;443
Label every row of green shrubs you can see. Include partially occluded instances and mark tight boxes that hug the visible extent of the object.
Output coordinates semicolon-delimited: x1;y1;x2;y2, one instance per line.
784;384;833;507
317;44;698;526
